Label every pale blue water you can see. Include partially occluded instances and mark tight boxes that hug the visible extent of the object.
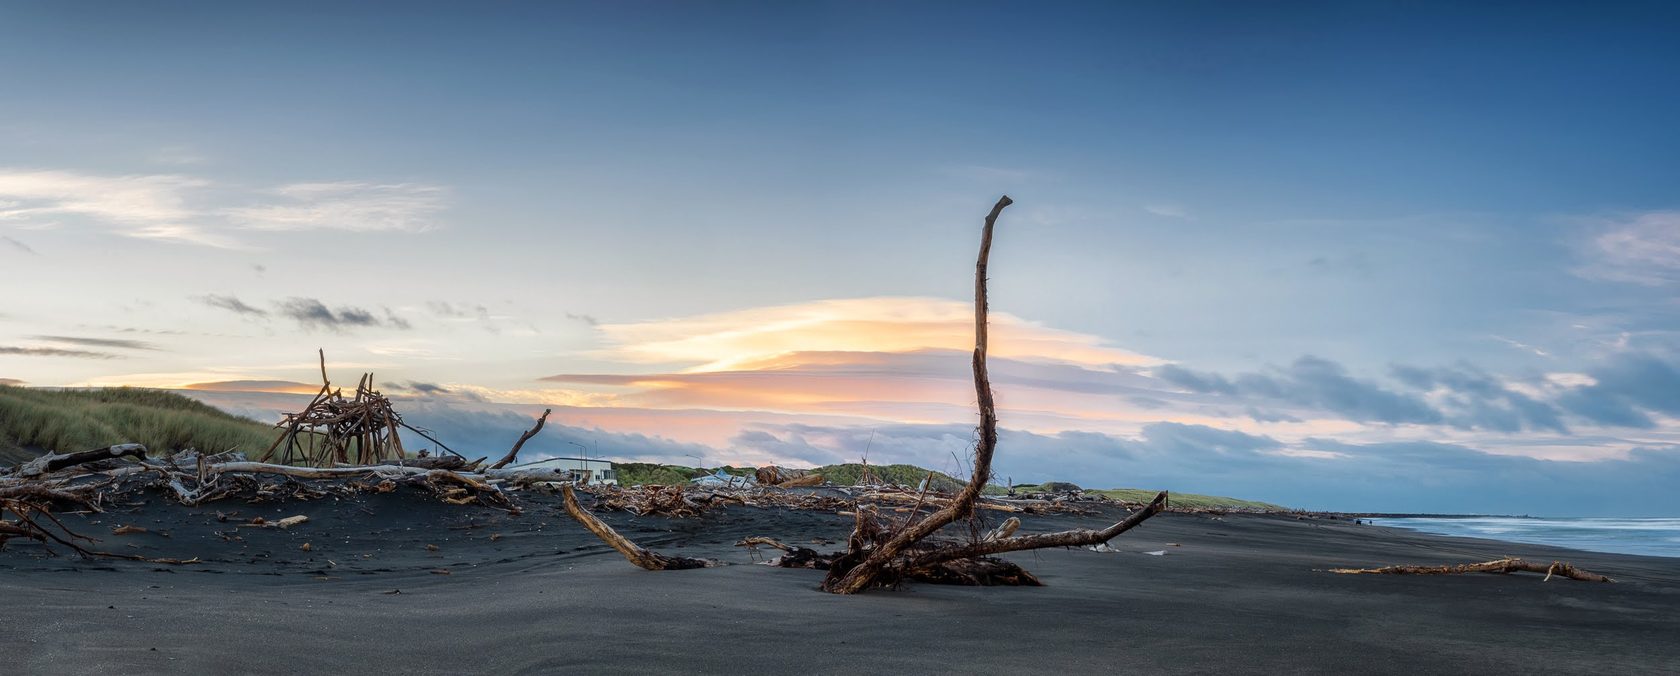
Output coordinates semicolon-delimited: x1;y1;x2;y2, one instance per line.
1365;517;1680;558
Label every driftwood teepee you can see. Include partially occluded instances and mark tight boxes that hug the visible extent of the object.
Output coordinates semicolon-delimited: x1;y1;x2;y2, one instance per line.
260;351;416;467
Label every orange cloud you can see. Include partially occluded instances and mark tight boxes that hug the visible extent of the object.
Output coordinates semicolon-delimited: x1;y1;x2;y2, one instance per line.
183;379;322;394
594;297;1164;372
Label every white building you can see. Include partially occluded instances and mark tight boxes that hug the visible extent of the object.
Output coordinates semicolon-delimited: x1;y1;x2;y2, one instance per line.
508;456;618;485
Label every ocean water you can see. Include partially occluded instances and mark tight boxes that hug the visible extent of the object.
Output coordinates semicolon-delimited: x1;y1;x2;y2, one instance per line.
1365;517;1680;558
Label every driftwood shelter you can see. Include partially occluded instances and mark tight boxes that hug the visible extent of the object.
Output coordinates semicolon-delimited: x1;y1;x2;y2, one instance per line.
259;351;463;467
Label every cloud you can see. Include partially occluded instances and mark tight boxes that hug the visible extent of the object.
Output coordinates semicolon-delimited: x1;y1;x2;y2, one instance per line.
2;235;35;254
0;345;120;359
226;182;447;233
382;307;413;330
28;335;161;351
1389;364;1569;433
591;296;1163;372
1575;211;1680;285
196;294;269;317
0;377;26;386
182;380;321;394
542;348;1171;424
0;168;449;248
1159;357;1580;433
276;297;409;332
122;223;248;250
566;312;599;326
391;381;453;396
426;301;490;320
1555;352;1680;429
1158;357;1443;426
0;168;205;225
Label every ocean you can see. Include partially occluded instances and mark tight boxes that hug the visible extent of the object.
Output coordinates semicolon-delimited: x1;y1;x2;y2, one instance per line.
1365;517;1680;558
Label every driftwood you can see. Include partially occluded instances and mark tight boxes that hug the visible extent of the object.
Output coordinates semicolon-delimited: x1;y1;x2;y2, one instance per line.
1330;558;1614;583
0;486;197;564
819;197;1019;593
491;408;551;470
814;196;1167;593
259;350;428;467
14;444;146;479
559;484;713;570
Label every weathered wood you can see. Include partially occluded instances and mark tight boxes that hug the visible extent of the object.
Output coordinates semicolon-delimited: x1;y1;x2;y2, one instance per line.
1329;557;1614;582
14;444;147;478
823;196;1012;594
559;484;713;570
906;491;1167;570
491;408;550;470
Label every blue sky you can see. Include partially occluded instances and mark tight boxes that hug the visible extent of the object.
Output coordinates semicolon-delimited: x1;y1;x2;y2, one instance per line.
4;2;1680;514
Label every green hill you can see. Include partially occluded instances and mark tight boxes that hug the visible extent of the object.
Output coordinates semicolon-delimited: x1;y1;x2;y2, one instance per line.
0;385;278;465
811;463;969;491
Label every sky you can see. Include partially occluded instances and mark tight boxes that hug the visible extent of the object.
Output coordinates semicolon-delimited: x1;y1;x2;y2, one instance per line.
4;2;1680;514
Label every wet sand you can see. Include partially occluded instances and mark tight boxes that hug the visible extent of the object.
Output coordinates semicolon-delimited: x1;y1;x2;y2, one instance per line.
3;493;1678;675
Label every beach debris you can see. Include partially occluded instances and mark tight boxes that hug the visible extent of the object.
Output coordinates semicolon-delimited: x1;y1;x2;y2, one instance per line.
559;484;715;570
275;515;309;529
258;350;449;467
1328;557;1614;582
490;408;551;470
7;443;148;479
814;197;1165;594
111;525;148;536
1143;550;1167;556
0;480;200;564
755;466;824;487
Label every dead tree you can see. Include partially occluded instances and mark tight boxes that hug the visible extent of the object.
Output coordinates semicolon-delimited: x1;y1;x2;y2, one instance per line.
816;195;1169;593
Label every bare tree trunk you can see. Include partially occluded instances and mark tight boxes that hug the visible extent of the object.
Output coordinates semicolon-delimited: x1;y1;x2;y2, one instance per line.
823;196;1012;594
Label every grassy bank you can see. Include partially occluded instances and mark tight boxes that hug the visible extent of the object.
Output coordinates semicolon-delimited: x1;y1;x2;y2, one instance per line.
0;385;277;464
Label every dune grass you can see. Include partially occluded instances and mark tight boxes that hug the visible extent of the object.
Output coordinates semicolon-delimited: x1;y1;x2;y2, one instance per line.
0;385;278;462
812;463;969;491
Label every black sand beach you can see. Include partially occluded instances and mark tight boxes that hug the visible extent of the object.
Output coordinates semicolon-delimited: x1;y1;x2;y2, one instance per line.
3;494;1677;675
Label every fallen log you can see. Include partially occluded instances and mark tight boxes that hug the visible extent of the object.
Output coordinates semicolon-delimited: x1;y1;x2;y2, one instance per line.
13;444;147;478
559;484;714;570
1329;557;1614;582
